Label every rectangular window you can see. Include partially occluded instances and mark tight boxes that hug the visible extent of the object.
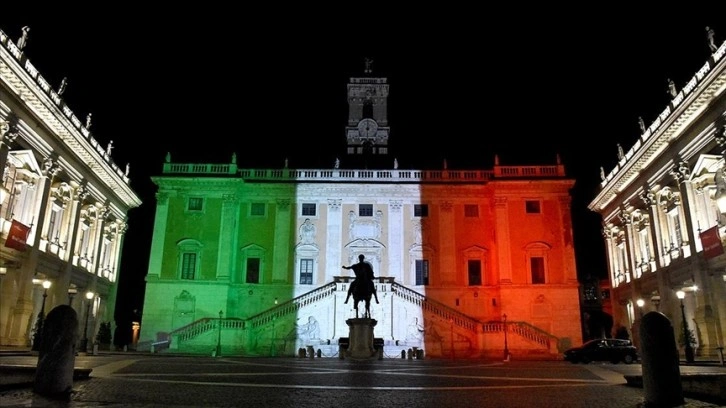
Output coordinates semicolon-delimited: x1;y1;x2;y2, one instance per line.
181;253;196;280
48;207;61;242
531;257;545;284
250;203;265;216
246;258;260;284
302;203;316;217
414;204;428;217
188;197;203;211
299;258;313;284
525;200;541;214
415;259;429;285
79;225;90;259
359;204;373;217
464;204;479;217
468;259;481;286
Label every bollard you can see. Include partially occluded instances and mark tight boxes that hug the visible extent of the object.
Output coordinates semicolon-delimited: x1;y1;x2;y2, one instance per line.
401;350;406;359
34;305;79;399
316;349;322;359
639;311;685;407
407;348;413;360
307;345;314;359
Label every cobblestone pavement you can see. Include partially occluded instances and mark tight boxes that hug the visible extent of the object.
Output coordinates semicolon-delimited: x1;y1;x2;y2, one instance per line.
1;355;724;407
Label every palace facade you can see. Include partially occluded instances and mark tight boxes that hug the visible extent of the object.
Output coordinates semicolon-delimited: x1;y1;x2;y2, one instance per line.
0;28;141;347
589;38;726;358
140;73;582;358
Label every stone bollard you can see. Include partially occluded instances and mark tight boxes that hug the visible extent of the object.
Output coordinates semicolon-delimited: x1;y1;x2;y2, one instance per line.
307;345;314;359
401;350;406;359
316;349;322;359
34;305;79;399
407;348;413;360
298;348;306;358
639;311;685;407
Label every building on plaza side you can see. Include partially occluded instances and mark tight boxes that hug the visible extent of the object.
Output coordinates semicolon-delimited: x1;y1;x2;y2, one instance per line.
0;29;142;347
139;71;583;359
589;38;726;358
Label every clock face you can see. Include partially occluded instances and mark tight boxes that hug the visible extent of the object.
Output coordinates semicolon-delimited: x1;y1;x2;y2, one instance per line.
357;119;378;138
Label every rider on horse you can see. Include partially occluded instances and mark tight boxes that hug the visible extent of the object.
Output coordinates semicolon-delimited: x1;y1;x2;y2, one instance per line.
342;254;380;304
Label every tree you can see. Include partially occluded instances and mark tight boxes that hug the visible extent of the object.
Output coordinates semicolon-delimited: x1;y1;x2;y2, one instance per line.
95;322;112;349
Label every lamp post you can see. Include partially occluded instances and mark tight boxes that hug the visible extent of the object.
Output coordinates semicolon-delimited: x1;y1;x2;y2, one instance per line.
80;291;94;352
636;298;645;318
215;310;222;357
31;279;52;351
270;298;278;357
651;295;661;312
503;313;509;361
450;318;455;360
676;290;695;363
68;287;77;306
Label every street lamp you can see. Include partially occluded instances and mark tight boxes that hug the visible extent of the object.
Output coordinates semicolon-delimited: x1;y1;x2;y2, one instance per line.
676;290;695;363
503;313;510;361
636;298;645;318
68;287;78;306
651;294;661;311
270;298;278;357
271;315;276;357
215;310;222;357
31;279;52;351
450;318;455;360
81;291;94;352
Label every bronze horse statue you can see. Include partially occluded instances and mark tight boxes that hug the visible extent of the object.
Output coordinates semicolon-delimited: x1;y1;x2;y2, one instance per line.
342;255;380;318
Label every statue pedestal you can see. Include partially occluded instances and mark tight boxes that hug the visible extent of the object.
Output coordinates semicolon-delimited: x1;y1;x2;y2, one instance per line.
345;318;378;360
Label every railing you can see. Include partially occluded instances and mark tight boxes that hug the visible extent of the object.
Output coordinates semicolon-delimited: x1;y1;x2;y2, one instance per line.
246;282;338;329
393;282;555;349
483;320;553;348
167;280;556;350
162;165;567;182
391;282;480;332
172;317;245;343
162;163;238;175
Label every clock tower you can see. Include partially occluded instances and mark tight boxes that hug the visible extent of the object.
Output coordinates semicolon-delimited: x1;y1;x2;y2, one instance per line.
345;60;390;160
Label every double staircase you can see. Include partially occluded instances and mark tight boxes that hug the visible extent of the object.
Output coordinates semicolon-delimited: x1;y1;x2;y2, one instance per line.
161;281;560;358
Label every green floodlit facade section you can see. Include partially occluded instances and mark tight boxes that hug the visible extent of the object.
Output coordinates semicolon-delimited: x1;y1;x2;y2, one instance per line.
139;160;583;358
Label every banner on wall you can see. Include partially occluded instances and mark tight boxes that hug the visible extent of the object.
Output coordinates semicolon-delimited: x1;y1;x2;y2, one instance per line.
699;226;724;259
5;219;31;251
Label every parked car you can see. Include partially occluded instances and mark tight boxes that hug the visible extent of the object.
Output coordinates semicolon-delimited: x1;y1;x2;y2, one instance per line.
563;338;638;364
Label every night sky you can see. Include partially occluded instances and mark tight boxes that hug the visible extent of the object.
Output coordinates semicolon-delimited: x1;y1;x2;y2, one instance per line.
2;9;725;322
